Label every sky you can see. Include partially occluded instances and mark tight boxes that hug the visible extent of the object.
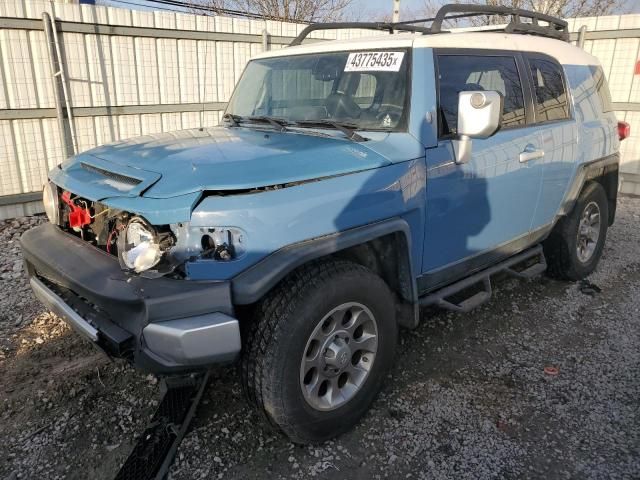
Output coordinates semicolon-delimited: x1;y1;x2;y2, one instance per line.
99;0;433;19
100;0;640;18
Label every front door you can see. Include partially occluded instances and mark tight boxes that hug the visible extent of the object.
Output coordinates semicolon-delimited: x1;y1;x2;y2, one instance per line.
420;51;543;291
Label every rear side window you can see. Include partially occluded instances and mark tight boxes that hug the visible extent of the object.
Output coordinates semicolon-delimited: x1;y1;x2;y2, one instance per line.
437;54;526;137
527;56;570;122
590;66;613;113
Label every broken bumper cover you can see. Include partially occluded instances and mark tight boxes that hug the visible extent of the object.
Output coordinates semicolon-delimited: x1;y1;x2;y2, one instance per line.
21;223;241;374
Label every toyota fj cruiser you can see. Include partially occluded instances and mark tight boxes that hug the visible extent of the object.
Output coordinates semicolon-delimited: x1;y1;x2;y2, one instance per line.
22;4;628;443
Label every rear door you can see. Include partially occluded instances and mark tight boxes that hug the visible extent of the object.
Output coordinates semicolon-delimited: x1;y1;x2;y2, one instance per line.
421;50;543;289
523;53;579;228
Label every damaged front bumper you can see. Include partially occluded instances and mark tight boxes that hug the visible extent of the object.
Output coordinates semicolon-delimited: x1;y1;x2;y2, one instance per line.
20;223;241;374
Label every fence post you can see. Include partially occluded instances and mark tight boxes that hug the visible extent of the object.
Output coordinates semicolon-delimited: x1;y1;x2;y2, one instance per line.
262;28;270;51
42;12;75;158
577;25;587;48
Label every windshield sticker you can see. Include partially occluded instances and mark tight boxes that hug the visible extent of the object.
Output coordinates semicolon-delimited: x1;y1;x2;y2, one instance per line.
344;51;405;72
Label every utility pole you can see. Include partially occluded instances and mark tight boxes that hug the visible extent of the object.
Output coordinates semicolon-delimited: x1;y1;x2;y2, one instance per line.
392;0;401;22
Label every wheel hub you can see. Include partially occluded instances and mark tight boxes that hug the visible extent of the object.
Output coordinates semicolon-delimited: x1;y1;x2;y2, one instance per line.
576;201;601;263
322;334;351;374
299;302;379;411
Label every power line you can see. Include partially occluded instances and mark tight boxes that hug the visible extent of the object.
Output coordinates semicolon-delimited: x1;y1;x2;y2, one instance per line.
143;0;309;22
143;0;268;19
101;0;184;12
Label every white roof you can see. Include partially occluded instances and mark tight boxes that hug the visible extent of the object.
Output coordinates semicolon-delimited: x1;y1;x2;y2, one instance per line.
255;31;599;67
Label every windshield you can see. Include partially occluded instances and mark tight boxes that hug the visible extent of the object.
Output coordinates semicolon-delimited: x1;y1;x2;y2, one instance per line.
226;50;410;131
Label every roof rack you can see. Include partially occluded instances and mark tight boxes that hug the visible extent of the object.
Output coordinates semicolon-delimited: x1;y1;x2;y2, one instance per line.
289;3;569;47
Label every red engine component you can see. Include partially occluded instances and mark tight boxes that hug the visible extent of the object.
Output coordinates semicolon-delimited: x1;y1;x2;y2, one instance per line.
61;191;92;229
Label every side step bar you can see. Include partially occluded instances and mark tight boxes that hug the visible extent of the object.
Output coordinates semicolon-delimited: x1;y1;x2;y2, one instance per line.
114;371;210;480
419;245;547;313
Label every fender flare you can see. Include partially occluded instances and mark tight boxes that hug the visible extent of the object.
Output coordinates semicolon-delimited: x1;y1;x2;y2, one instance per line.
557;153;619;225
231;217;418;307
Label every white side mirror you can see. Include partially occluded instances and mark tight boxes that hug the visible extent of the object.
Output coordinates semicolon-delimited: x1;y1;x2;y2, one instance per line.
453;90;503;164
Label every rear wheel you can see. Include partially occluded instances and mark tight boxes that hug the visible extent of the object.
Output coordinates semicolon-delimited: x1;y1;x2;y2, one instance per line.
240;259;397;443
544;182;609;281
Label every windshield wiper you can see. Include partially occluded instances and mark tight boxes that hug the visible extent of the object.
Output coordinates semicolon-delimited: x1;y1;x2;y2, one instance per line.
294;120;366;142
248;115;291;132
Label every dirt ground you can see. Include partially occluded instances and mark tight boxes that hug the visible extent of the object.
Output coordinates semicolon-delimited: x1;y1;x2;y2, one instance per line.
1;197;639;480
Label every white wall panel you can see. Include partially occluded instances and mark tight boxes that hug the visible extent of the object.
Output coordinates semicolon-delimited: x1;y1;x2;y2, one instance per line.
140;113;162;135
41;117;64;171
0;29;38;108
589;39;616;76
161;112;182;132
75;116;97;153
608;39;640;102
135;37;160;105
85;34;117;107
94;116;120;146
178;39;199;104
13;119;47;193
198;41;218;102
215;42;235;101
619;15;640;29
595;16;620;30
29;30;55;108
62;32;92;108
117;114;141;139
111;35;139;105
157;38;180;104
0;120;21;196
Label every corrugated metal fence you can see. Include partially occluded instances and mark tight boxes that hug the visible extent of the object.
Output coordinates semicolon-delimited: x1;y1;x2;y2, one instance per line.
0;1;639;220
0;0;378;219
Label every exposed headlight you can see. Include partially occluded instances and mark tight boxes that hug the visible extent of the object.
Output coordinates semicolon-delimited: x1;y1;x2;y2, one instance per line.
42;181;59;224
117;217;162;273
169;224;246;264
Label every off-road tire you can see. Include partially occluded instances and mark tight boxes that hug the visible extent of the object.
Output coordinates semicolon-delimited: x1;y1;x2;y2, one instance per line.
240;259;397;444
544;181;609;281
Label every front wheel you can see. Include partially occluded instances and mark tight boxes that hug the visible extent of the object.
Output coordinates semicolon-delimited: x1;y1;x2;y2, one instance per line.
240;259;397;443
544;181;609;281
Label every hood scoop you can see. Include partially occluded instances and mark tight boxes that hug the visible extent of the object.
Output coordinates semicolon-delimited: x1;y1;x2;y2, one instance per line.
80;162;143;191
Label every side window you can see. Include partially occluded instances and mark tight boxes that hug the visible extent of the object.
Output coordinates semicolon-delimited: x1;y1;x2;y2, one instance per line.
437;54;526;137
528;56;570;122
590;65;613;113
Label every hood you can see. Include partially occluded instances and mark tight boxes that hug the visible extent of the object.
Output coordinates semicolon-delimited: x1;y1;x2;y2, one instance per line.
63;127;394;199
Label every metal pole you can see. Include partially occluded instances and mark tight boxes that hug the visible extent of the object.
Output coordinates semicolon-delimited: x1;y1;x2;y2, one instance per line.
42;12;73;158
392;0;401;23
577;25;587;48
47;12;78;154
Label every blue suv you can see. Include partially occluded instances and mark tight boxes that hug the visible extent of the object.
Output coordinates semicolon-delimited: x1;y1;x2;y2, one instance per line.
21;5;628;443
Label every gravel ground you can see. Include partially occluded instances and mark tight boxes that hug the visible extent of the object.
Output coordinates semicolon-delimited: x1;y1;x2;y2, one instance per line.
1;198;639;480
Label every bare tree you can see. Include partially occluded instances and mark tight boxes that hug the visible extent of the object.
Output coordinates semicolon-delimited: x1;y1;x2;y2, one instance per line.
188;0;354;22
414;0;627;27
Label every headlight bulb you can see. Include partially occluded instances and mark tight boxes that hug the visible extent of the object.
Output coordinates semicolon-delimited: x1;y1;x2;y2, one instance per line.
118;217;162;273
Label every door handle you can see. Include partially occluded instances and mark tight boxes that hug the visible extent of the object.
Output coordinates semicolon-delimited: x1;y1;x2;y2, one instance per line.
519;145;544;163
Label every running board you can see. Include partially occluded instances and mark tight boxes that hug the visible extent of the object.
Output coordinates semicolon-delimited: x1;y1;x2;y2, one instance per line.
419;245;547;313
114;371;210;480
